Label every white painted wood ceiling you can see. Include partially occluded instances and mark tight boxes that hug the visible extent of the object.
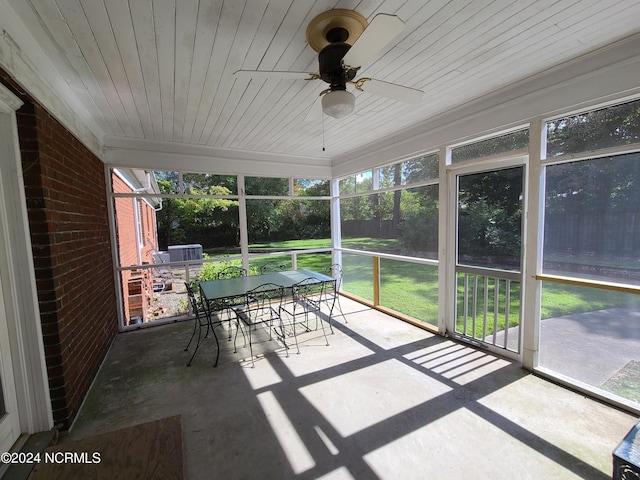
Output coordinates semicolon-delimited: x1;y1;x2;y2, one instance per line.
6;0;640;160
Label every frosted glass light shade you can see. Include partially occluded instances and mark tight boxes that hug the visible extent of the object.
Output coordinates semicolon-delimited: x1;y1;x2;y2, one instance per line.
322;90;355;118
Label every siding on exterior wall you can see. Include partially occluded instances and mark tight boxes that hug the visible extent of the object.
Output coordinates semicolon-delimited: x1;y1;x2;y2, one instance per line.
16;102;118;431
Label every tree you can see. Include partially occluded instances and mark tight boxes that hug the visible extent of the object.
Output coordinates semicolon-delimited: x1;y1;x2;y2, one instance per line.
546;99;640;157
457;167;523;267
155;176;238;250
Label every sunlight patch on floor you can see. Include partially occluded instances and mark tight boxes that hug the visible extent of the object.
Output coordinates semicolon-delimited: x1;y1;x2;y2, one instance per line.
242;355;282;390
257;391;315;474
299;358;452;437
404;341;511;385
339;310;434;350
363;407;583;480
315;466;356;479
282;332;375;378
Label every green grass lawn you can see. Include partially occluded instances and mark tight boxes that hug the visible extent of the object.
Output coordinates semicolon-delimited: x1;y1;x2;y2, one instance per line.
455;276;521;338
249;238;331;249
206;238;637;335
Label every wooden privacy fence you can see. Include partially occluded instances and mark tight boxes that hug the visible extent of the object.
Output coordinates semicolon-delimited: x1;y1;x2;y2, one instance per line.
544;212;640;255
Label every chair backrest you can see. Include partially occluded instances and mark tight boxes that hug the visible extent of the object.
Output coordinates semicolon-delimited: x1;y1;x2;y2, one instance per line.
293;277;324;299
217;266;248;279
259;262;287;275
247;283;284;305
325;264;343;290
245;283;284;321
184;282;201;318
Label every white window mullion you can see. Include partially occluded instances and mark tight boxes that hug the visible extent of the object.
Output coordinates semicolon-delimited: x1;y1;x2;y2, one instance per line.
330;178;342;268
237;175;249;271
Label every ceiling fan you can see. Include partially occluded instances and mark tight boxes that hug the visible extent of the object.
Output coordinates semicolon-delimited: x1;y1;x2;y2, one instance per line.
234;9;424;120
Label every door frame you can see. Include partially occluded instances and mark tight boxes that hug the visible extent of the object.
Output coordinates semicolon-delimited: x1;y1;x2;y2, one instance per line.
444;154;528;360
0;83;52;448
0;252;19;453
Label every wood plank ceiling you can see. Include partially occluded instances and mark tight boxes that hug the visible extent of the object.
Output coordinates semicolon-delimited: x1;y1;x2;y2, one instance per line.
6;0;640;160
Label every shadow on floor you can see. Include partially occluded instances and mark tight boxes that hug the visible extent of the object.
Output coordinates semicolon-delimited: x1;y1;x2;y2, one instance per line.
62;299;638;480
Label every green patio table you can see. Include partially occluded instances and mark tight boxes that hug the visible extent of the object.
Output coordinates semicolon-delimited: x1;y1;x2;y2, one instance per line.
199;269;337;355
199;269;334;303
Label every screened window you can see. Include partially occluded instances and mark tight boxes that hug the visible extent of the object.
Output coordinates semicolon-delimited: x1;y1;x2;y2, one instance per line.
380;259;439;326
340;185;438;258
245;176;289;196
183;173;237;195
451;129;529;163
339;171;372;195
379;153;439;187
543;152;640;285
545;98;640;158
246;198;330;250
154;171;180;193
294;179;330;196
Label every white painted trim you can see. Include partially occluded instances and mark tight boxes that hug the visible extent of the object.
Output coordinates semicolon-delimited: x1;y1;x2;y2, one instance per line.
0;201;20;453
437;147;448;336
0;83;52;435
105;165;126;330
104;136;331;178
521;119;544;371
237;175;249;272
0;0;103;159
446;154;528;360
333;33;640;178
330;179;342;269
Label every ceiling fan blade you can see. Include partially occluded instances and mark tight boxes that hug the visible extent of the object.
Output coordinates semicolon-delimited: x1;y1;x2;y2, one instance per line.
356;78;423;104
234;70;319;81
342;14;405;69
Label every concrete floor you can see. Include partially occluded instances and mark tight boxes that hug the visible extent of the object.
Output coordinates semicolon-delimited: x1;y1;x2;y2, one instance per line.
62;298;638;480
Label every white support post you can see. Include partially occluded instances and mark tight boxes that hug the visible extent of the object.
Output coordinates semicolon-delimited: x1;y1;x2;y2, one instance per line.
521;119;545;370
330;179;342;268
438;146;453;336
238;175;249;272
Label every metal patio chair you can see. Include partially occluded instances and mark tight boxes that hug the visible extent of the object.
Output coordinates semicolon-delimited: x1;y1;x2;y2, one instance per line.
324;264;347;327
280;277;330;354
232;283;286;368
258;261;287;275
184;282;226;367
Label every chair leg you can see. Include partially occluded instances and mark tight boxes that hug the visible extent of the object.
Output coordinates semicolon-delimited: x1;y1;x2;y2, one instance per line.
233;321;244;353
210;325;220;368
187;322;204;367
184;316;198;352
275;310;292;358
248;326;255;368
334;294;347;323
310;300;330;346
289;312;300;355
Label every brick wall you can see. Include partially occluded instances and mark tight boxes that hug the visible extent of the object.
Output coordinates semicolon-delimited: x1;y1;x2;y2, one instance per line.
112;174;158;324
16;102;118;431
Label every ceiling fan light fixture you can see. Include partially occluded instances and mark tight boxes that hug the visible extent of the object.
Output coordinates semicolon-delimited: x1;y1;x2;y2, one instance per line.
322;89;355;118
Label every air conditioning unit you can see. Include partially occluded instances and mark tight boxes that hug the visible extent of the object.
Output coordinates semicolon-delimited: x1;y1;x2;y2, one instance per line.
167;244;203;262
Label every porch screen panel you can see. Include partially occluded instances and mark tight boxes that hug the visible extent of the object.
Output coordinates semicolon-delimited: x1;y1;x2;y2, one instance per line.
340;185;438;259
379;259;438;326
341;253;374;302
542;152;640;285
245;199;330;250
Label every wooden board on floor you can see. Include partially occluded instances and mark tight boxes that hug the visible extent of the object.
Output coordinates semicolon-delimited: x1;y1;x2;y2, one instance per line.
29;415;184;480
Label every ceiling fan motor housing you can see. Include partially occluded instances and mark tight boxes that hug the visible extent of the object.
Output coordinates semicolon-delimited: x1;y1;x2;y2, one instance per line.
318;42;356;89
